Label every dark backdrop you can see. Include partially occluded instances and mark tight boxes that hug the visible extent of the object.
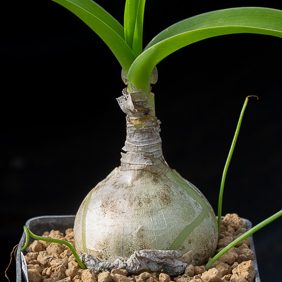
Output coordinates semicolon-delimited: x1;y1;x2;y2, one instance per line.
1;0;282;281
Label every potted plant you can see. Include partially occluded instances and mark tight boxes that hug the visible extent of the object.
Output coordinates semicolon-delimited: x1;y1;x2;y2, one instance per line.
14;0;282;281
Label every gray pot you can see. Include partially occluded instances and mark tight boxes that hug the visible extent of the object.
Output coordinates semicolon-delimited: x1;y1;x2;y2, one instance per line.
16;215;261;282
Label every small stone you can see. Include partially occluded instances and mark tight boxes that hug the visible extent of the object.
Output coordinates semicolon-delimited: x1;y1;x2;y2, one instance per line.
78;268;84;275
173;275;182;282
185;264;195;277
232;262;239;269
151;273;158;279
60;249;72;259
159;273;170;282
28;268;42;282
180;251;193;264
65;231;74;241
65;228;73;235
227;226;235;235
136;276;144;282
112;274;134;282
220;221;227;233
68;260;79;269
46;243;65;258
50;264;67;280
234;228;247;236
214;262;231;276
25;252;39;263
236;244;248;250
221;232;234;238
57;277;72;282
42;278;54;282
222;274;232;281
201;268;222;282
219;234;225;240
230;276;248;282
27;263;42;273
42;267;52;277
28;259;42;265
231;261;255;282
134;275;145;282
111;269;128;276
139;272;151;280
217;237;234;249
223;214;246;231
98;272;112;282
190;279;202;282
50;258;68;268
37;251;53;266
30;240;43;252
65;266;78;278
82;269;97;282
218;248;238;265
194;266;206;275
146;277;158;282
68;254;77;262
49;230;65;239
235;245;254;264
177;274;191;282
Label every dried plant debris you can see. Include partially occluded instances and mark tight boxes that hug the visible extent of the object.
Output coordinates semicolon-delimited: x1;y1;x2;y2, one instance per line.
81;249;189;276
23;214;256;282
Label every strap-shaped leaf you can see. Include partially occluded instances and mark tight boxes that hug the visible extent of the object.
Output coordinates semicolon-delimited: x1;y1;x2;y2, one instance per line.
124;0;137;48
53;0;136;73
132;0;146;56
127;7;282;93
124;0;146;56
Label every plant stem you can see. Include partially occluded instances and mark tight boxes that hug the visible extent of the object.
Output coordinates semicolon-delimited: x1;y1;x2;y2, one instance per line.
206;209;282;270
21;226;86;269
217;95;258;234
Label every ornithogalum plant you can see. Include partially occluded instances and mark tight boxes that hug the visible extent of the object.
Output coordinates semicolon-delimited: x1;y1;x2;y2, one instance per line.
21;96;282;271
50;0;282;268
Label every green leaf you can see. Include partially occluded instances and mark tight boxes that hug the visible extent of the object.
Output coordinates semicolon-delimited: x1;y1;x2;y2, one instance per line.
124;0;146;56
206;208;282;270
52;0;136;73
127;7;282;93
132;0;146;55
124;0;137;48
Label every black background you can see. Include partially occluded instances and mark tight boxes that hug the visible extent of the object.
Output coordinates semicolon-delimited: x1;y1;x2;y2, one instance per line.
1;0;282;281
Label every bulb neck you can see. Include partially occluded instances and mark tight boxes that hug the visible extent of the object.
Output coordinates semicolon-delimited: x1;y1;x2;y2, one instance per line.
117;88;168;174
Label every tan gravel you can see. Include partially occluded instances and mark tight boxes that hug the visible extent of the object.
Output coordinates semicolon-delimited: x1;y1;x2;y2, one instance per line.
23;214;256;282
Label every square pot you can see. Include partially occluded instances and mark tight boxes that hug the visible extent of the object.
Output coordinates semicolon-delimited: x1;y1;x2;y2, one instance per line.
16;215;261;282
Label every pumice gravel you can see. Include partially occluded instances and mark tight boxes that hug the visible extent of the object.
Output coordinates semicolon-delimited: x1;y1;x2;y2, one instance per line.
23;214;256;282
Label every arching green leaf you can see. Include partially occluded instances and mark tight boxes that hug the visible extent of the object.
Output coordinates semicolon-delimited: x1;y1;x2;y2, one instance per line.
127;7;282;94
53;0;136;73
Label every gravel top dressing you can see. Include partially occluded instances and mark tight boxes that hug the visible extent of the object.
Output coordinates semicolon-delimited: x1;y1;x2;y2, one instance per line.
23;214;257;282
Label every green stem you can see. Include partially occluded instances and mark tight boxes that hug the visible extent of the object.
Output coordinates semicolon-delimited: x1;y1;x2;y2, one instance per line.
217;95;258;234
21;226;86;269
206;209;282;270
